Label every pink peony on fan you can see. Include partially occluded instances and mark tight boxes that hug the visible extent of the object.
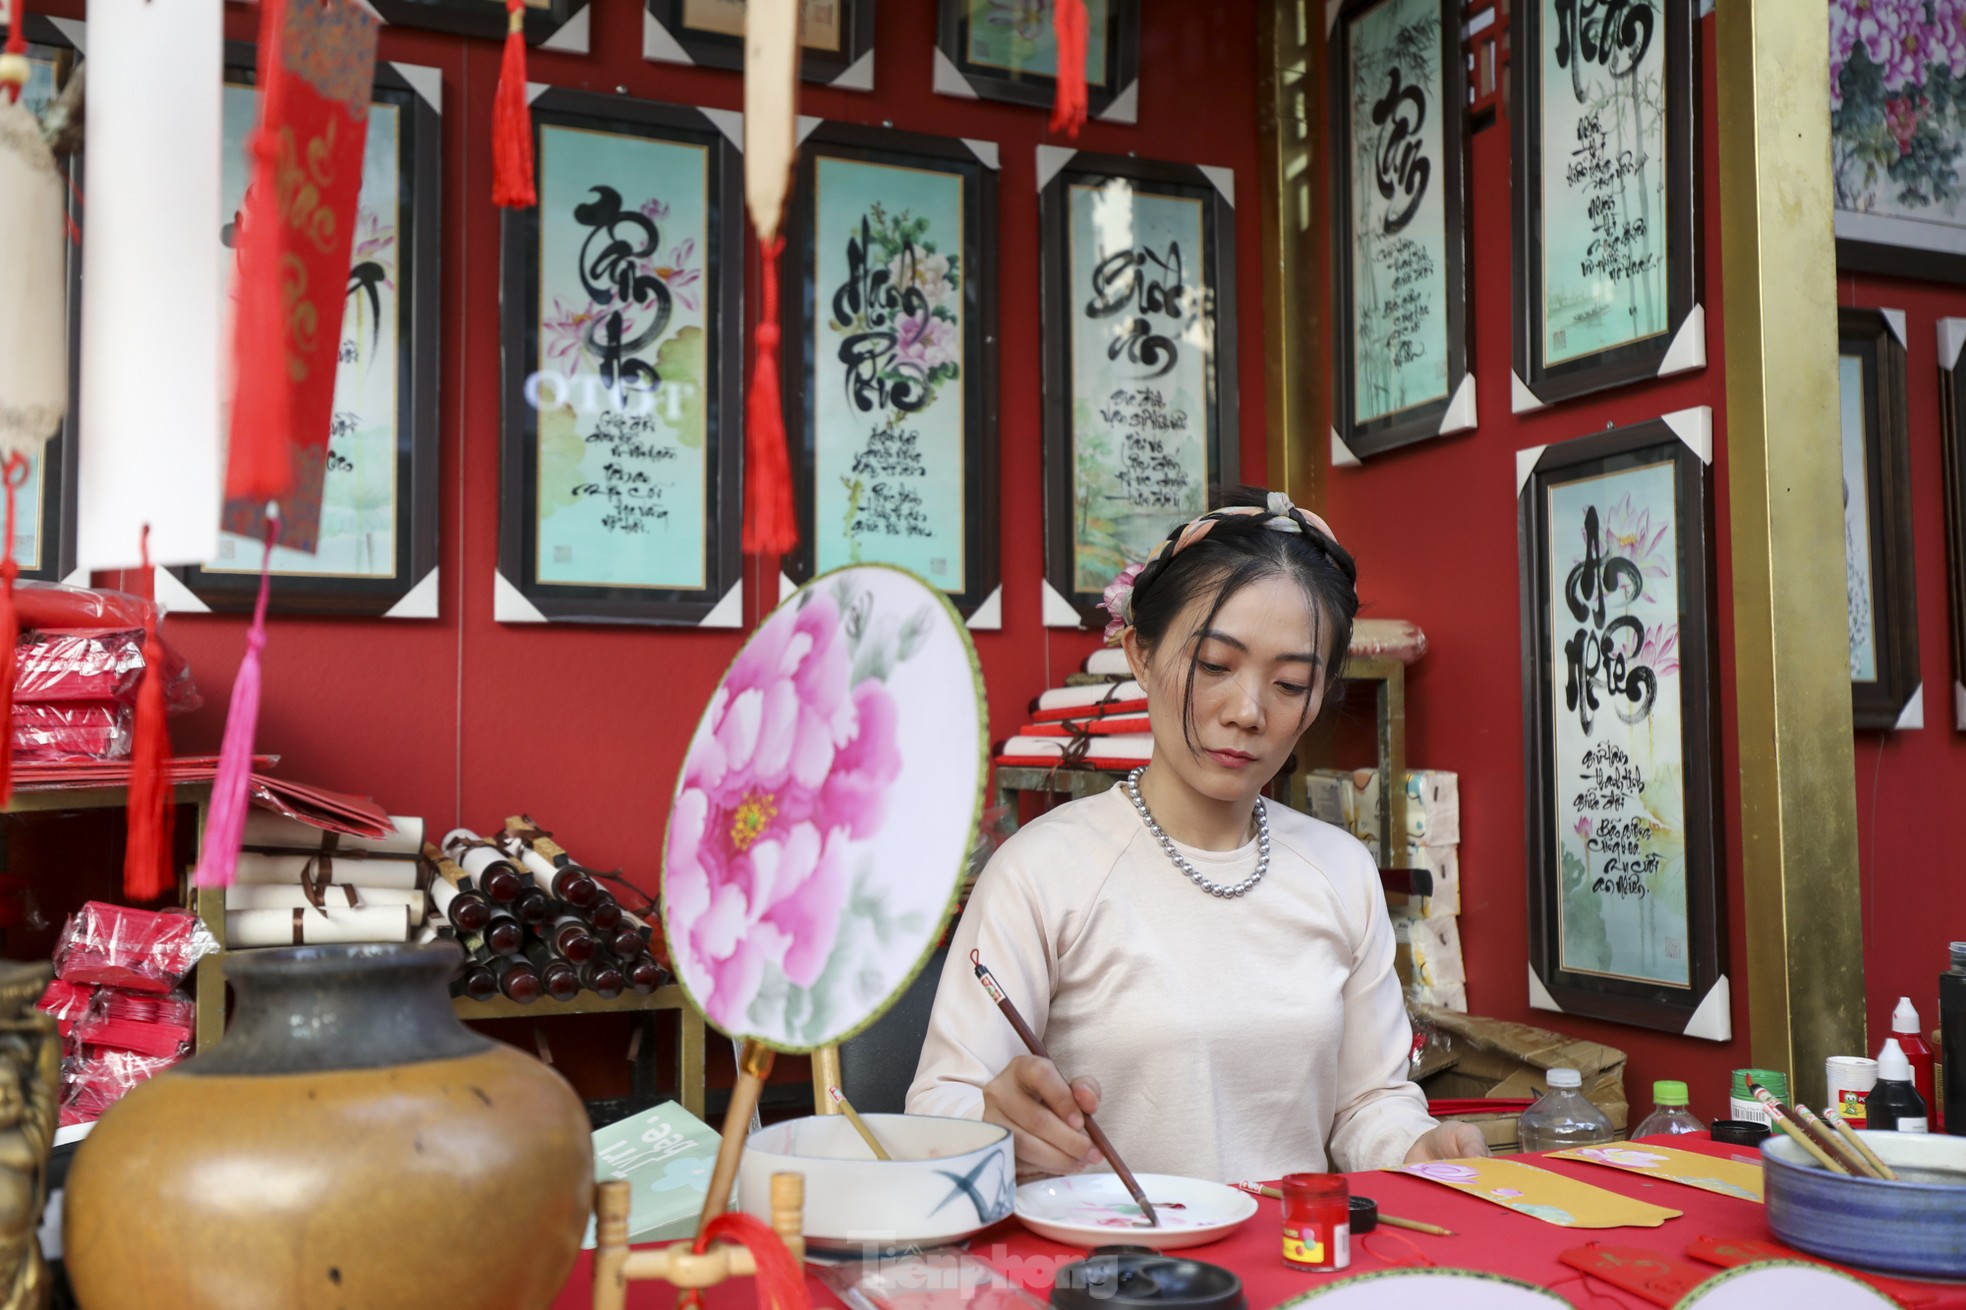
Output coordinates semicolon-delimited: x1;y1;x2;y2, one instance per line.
661;563;987;1232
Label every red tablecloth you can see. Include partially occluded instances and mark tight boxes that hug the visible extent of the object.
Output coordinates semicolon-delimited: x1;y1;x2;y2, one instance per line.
550;1136;1966;1310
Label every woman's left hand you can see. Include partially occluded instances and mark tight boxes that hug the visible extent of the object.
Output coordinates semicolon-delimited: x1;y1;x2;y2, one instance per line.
1403;1122;1491;1163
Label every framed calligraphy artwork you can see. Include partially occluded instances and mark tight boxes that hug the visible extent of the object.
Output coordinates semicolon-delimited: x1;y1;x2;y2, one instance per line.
1518;412;1728;1038
497;90;743;627
2;12;81;584
165;51;442;619
1328;0;1473;461
1838;308;1921;731
364;0;588;48
1832;0;1966;282
934;0;1141;125
1511;0;1703;411
783;123;1000;624
643;0;876;90
1942;318;1966;730
1038;148;1238;628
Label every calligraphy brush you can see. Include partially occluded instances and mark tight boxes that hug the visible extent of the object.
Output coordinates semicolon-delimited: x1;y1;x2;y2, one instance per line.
1746;1083;1850;1175
972;950;1158;1227
1823;1108;1898;1181
1791;1099;1881;1179
828;1085;893;1161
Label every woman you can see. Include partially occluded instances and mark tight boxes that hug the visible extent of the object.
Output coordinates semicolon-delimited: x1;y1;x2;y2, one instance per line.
906;490;1487;1182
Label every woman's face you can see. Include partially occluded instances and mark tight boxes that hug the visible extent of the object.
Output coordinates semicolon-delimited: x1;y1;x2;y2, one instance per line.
1123;572;1329;809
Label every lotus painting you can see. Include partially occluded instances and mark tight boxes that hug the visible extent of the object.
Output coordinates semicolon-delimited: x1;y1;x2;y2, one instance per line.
663;565;985;1049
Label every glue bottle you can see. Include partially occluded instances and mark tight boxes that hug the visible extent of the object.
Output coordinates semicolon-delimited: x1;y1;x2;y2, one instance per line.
1868;1039;1929;1133
1892;997;1936;1126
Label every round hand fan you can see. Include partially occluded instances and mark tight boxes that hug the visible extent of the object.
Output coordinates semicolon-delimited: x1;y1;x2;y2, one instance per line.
662;564;987;1226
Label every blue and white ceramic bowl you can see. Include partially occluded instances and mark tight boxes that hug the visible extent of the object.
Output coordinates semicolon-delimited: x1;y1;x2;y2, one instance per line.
1763;1129;1966;1278
737;1113;1014;1256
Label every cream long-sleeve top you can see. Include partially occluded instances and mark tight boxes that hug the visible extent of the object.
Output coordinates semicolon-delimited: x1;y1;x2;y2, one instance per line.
906;783;1437;1183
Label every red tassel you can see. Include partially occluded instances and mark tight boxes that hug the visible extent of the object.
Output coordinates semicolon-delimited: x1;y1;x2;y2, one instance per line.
2;0;26;106
123;527;176;903
492;0;537;209
192;526;275;890
689;1212;809;1310
742;236;797;557
1050;0;1090;138
0;457;24;807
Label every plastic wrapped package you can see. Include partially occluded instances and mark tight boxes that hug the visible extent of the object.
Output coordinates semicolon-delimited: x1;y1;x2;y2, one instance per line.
15;580;162;632
54;903;219;995
59;1046;183;1127
13;701;133;762
72;988;194;1059
37;978;93;1039
14;628;198;711
814;1253;1048;1310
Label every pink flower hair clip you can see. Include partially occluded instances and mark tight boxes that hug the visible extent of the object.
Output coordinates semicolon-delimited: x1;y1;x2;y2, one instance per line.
1101;561;1146;646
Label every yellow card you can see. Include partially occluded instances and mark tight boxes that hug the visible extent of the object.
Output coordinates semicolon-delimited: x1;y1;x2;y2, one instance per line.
1393;1157;1684;1228
1547;1143;1763;1202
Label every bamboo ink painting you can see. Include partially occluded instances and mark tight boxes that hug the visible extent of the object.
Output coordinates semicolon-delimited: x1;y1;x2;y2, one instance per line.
663;565;984;1049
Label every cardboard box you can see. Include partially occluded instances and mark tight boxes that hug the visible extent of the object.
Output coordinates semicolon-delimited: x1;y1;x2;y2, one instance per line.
1413;1007;1627;1154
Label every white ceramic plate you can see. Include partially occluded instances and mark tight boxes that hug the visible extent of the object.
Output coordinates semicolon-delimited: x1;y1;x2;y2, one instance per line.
1014;1173;1257;1249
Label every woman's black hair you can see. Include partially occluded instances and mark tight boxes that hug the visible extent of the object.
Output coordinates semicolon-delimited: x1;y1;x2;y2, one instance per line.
1127;486;1360;758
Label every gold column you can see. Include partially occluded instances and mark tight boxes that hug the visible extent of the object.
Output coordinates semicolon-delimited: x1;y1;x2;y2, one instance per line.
1257;0;1325;510
1715;0;1865;1109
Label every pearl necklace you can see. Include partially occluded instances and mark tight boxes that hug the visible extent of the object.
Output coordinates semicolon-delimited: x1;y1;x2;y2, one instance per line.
1123;766;1270;899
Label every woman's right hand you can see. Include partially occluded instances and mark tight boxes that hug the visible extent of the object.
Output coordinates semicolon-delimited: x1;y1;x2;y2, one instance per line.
982;1054;1103;1178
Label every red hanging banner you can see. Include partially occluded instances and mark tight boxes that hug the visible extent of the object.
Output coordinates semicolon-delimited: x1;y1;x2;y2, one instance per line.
222;0;378;553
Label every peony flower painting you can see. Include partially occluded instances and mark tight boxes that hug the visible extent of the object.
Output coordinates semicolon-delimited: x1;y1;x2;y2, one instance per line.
664;566;985;1047
1833;0;1966;269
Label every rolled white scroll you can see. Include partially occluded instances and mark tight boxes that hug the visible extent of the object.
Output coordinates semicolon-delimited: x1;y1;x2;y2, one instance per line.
232;852;428;890
222;885;427;912
225;905;413;948
241;810;424;855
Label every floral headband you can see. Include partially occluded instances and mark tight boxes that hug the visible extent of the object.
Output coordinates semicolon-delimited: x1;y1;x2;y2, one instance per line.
1101;492;1341;645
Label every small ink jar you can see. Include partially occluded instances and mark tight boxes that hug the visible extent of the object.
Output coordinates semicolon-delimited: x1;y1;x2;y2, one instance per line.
1281;1173;1349;1273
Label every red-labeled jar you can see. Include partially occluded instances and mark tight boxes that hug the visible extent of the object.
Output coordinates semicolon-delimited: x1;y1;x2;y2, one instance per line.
1281;1172;1350;1272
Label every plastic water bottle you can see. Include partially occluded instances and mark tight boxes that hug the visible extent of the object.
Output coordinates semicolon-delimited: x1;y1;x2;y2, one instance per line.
1631;1080;1704;1138
1516;1068;1616;1153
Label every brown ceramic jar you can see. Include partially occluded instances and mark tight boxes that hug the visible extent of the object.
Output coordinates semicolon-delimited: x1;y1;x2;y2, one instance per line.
64;943;594;1309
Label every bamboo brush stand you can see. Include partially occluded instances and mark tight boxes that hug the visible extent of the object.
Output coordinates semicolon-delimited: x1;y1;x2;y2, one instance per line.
591;1173;805;1310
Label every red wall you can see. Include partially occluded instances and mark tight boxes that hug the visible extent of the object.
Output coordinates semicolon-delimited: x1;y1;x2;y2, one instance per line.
1333;14;1966;1122
53;1;1265;1094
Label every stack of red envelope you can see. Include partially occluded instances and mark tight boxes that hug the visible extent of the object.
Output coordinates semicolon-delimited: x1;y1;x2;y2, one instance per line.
40;902;214;1126
993;648;1151;772
12;582;199;763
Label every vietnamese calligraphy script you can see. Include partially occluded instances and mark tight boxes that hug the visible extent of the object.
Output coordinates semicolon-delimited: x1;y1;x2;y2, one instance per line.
1573;742;1657;900
844;426;932;542
1086;243;1190;379
1101;389;1193;510
570;411;678;536
576;186;672;403
1370;66;1430;234
1563;504;1657;734
833;216;933;416
1556;0;1660;293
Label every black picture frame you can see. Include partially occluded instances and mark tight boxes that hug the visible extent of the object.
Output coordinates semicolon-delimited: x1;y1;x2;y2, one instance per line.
1943;318;1966;731
1510;0;1703;410
782;123;1001;622
167;52;443;618
1519;415;1727;1038
643;0;876;89
366;0;587;47
497;89;744;627
1840;308;1922;731
1327;0;1473;460
4;13;83;585
1038;149;1239;629
934;0;1140;125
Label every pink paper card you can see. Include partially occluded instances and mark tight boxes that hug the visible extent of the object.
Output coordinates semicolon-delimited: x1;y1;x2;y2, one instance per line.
1548;1143;1763;1203
1395;1157;1683;1229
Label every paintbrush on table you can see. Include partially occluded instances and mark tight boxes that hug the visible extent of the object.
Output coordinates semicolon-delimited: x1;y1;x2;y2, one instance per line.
972;950;1158;1227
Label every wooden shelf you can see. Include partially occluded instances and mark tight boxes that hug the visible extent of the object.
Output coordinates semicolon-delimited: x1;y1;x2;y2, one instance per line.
453;983;707;1121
